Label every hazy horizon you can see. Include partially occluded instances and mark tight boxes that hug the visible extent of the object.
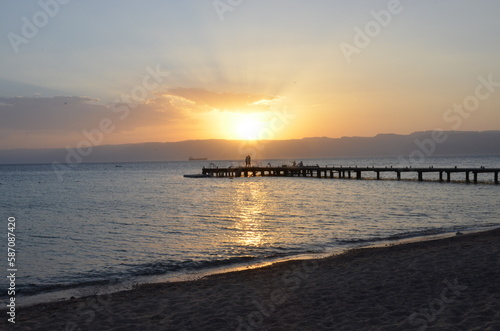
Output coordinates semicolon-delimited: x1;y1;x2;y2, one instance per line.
1;1;500;151
1;130;499;165
1;129;500;151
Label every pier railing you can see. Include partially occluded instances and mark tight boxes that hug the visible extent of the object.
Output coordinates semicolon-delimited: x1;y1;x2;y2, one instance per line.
201;166;500;184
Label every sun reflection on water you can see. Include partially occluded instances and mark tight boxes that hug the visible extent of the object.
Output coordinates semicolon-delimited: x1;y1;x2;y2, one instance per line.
230;181;269;248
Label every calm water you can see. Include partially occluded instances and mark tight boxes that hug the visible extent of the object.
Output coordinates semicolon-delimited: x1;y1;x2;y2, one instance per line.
1;156;499;305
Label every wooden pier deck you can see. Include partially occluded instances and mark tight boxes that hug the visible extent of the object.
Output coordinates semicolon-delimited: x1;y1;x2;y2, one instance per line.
201;166;500;184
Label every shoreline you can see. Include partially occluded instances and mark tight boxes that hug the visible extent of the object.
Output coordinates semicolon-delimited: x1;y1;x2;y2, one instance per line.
9;226;497;308
4;227;500;330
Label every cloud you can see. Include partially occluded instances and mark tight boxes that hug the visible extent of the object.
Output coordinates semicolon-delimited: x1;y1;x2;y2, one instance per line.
0;89;283;133
162;88;282;112
0;95;184;132
0;96;103;131
0;95;191;149
0;88;286;149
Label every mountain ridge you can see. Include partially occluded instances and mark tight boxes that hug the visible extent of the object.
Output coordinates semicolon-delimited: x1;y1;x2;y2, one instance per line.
0;130;499;164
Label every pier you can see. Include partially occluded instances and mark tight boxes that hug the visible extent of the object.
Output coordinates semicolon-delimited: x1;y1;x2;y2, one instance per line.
201;165;500;184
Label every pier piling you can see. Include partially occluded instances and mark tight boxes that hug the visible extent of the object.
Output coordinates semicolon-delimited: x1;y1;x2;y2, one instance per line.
200;166;500;184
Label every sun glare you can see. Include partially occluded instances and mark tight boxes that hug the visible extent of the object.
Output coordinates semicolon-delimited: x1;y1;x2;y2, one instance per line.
226;113;265;140
210;111;287;140
235;118;263;140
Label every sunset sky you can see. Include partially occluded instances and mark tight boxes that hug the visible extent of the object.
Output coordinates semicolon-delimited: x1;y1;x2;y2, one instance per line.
1;0;500;149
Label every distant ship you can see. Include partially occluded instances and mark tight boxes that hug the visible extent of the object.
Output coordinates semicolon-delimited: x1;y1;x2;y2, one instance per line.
188;156;208;161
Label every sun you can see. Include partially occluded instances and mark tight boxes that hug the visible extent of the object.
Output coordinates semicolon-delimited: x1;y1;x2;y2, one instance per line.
224;113;265;140
210;111;269;140
235;117;264;140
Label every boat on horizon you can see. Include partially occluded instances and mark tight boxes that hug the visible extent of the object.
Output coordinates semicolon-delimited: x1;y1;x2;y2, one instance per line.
183;174;212;178
188;156;208;161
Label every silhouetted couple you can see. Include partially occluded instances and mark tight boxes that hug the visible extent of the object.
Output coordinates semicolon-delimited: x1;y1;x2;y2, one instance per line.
245;155;251;167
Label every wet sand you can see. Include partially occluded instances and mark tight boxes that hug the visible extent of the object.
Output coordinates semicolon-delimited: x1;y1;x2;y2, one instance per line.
5;228;500;330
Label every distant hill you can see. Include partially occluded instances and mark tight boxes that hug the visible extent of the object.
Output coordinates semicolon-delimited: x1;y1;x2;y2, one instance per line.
0;131;499;164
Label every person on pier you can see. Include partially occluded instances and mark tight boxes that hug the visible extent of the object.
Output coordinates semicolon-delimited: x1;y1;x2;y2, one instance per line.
245;155;251;167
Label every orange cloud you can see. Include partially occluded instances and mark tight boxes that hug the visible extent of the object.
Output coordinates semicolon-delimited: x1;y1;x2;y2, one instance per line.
162;88;282;112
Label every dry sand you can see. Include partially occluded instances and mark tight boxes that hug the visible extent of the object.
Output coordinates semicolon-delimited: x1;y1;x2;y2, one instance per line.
4;228;500;330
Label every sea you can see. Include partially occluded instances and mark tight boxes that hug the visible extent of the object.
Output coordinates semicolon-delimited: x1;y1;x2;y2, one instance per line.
1;155;500;306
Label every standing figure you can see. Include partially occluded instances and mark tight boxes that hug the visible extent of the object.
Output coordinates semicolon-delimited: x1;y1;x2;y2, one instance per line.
245;155;251;167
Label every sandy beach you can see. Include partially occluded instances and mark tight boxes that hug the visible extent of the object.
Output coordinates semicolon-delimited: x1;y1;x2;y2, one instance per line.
5;228;500;330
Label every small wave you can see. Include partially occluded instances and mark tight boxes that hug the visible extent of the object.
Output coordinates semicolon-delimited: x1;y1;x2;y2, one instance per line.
8;250;324;300
6;256;261;298
30;234;61;239
336;227;465;246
